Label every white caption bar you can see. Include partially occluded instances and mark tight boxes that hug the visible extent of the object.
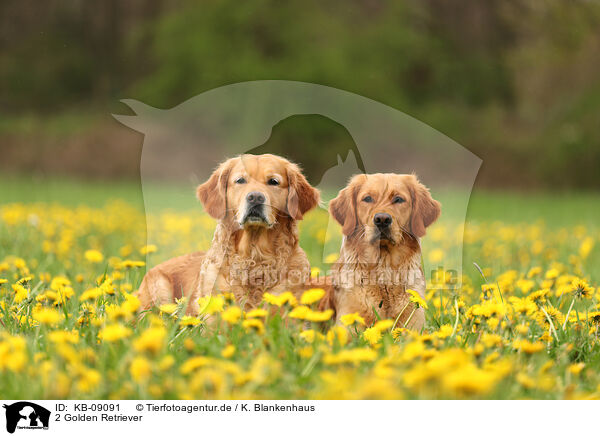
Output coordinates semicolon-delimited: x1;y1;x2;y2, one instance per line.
0;400;593;435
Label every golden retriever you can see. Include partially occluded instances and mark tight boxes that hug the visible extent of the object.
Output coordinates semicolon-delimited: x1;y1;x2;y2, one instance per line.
135;154;320;315
326;173;440;330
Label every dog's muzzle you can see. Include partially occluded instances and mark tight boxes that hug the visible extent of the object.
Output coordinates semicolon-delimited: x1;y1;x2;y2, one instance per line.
371;229;395;245
371;213;395;244
241;191;269;226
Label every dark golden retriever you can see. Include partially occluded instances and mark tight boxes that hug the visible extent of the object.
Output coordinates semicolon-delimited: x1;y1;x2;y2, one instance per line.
326;173;440;329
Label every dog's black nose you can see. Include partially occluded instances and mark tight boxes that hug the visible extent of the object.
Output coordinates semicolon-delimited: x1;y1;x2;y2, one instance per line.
246;191;266;205
374;213;392;228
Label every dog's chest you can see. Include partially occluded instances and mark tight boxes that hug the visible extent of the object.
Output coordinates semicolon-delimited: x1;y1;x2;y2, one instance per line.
364;284;410;318
223;249;309;309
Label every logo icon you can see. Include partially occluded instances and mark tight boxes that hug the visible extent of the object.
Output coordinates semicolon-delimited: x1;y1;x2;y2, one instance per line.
3;402;50;433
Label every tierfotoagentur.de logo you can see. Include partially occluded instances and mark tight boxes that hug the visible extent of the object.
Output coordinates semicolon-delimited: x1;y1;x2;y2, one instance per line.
2;402;50;433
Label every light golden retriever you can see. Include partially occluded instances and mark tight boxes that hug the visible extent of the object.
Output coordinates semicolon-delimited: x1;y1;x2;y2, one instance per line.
326;173;440;329
136;154;320;315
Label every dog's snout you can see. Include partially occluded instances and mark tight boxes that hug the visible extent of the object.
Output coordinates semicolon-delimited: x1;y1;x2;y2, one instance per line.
374;213;392;228
246;191;266;205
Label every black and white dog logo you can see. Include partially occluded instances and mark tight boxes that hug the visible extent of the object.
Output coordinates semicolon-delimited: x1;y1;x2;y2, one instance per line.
3;402;50;433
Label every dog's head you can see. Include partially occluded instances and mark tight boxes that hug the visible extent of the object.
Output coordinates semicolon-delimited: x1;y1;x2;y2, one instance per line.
330;173;440;246
196;154;320;228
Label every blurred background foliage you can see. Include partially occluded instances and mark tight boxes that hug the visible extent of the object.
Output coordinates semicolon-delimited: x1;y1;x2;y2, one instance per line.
1;0;599;188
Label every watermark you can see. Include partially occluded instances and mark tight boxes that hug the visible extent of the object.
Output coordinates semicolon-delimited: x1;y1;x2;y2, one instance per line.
115;80;480;293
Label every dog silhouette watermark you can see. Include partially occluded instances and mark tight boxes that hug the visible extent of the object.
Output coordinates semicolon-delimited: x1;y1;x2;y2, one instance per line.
114;80;481;293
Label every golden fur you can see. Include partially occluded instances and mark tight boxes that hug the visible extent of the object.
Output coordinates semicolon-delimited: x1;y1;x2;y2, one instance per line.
136;154;320;315
326;173;440;330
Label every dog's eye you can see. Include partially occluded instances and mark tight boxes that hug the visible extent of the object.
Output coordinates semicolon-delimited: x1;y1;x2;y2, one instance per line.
362;195;373;203
267;178;280;186
235;177;247;184
392;196;405;204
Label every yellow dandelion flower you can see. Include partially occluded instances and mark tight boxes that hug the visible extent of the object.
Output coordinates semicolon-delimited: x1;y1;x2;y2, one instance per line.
263;292;297;307
13;258;27;270
98;324;132;342
119;245;133;257
527;266;542;278
436;324;454;339
363;327;382;345
179;316;202;327
221;306;242;324
534;306;564;331
198;295;225;314
310;267;321;278
48;330;79;344
587;311;600;324
509;296;537;316
579;237;594;259
515;372;535;389
105;304;130;322
140;244;158;255
0;335;27;372
76;368;101;392
221;344;235;358
305;309;334;322
32;307;64;326
515;323;529;335
428;248;444;263
512;339;545;354
300;288;326;305
324;253;339;263
121;293;141;313
571;278;594;299
246;308;268;318
299;329;324;343
289;305;310;320
79;287;102;302
340;313;366;326
568;363;585;375
184;338;195;352
526;289;549;306
130;356;152;382
373;319;394;332
516;279;536;294
84;249;104;263
481;333;503;348
133;326;166;354
442;365;498;396
12;283;29;303
545;268;559;280
298;346;314;358
242;318;265;334
158;303;178;315
16;276;33;285
119;260;146;269
158;355;175;371
326;326;349;346
407;289;428;309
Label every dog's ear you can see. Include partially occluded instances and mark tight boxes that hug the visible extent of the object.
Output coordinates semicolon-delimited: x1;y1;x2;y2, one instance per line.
329;175;362;236
286;163;320;220
408;175;441;238
196;158;237;219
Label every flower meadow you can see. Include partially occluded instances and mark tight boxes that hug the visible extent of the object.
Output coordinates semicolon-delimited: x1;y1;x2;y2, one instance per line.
0;198;598;400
